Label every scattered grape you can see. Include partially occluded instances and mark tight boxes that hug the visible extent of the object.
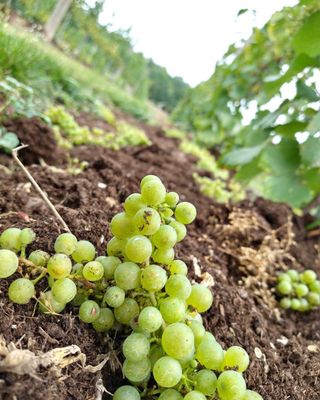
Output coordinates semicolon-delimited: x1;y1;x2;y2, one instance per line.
169;220;187;242
165;192;179;207
123;357;151;383
92;307;114;332
124;193;147;216
152;225;177;249
0;249;19;278
141;264;167;292
72;240;95;263
52;278;77;303
125;235;152;263
0;228;21;252
115;262;141;290
223;346;250;372
54;233;78;255
217;371;246;400
187;284;213;312
138;306;163;332
194;369;217;396
28;250;50;267
123;333;150;362
152;247;175;265
175;202;196;225
83;261;104;281
169;260;188;275
153;356;182;387
196;336;224;370
79;300;100;323
165;274;191;300
141;179;166;206
114;298;139;325
8;278;35;304
104;286;125;308
47;253;72;279
133;207;161;235
106;237;127;257
111;212;135;239
161;323;194;361
113;385;141;400
38;291;66;314
96;255;120;279
160;297;186;323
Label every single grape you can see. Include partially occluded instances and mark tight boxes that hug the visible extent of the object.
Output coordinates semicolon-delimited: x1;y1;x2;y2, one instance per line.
114;298;139;325
47;253;72;279
96;256;121;279
300;270;317;285
72;263;83;277
83;261;104;281
110;212;135;239
287;269;299;281
92;307;114;332
298;298;310;312
152;247;175;265
0;249;19;278
278;272;291;281
141;180;166;206
123;333;150;361
52;278;77;303
140;175;162;188
291;298;301;310
223;346;250;372
0;228;21;252
187;320;205;346
295;283;309;298
54;233;78;255
175;202;197;225
243;389;264;399
159;388;183;400
186;310;203;324
169;260;188;275
123;357;151;383
38;290;66;314
79;300;100;323
187;284;213;312
28;250;50;267
196;336;224;370
141;264;167;292
133;207;161;235
104;286;125;308
169;221;187;242
184;391;206;400
309;280;320;294
114;262;141;290
113;385;140;400
8;278;35;304
160;297;186;323
106;237;127;257
138;306;163;333
153;356;182;387
72;240;96;263
194;369;217;396
161;323;194;361
217;371;246;400
124;193;147;216
125;235;152;263
19;228;36;246
165;192;179;208
165;274;192;300
161;208;174;218
279;297;291;309
276;280;292;295
307;292;320;306
152;225;177;249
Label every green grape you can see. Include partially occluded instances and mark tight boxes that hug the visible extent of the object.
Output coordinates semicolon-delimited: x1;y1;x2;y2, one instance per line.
279;297;291;309
123;357;151;383
0;249;19;278
307;292;320;306
38;291;66;314
287;269;299;281
0;228;21;252
152;247;175;265
28;250;50;267
159;389;183;400
110;212;135;239
186;310;203;324
72;240;96;263
140;175;162;188
151;225;177;249
295;283;309;298
298;298;310;312
160;297;186;323
276;280;292;295
141;180;166;206
92;307;114;332
96;256;121;279
113;385;140;400
52;278;77;303
82;261;104;281
153;356;182;387
124;193;147;216
175;202;196;225
104;286;125;308
72;263;83;277
106;237;127;257
47;254;72;279
223;346;250;372
169;221;187;242
291;298;301;310
184;391;206;400
187;320;205;346
169;260;188;275
300;270;317;285
54;233;78;255
133;207;161;235
194;369;217;396
79;300;100;323
165;274;192;300
278;272;291;281
123;333;150;361
243;389;264;399
114;262;141;290
150;345;165;368
165;192;179;208
125;235;152;263
217;371;246;400
162;208;174;218
196;336;224;370
8;278;35;304
141;264;167;292
114;298;139;325
187;284;213;312
161;323;194;361
138;306;163;332
309;280;320;294
48;275;55;288
19;228;36;246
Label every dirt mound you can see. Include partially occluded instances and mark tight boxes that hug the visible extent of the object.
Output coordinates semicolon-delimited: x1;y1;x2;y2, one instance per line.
0;115;319;400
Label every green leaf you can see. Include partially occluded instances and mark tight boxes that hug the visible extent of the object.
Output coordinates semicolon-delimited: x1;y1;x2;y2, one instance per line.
234;158;262;184
296;80;319;102
307;112;320;134
300;137;320;167
300;168;320;192
275;121;307;137
221;143;265;166
0;131;19;153
261;139;300;174
237;8;249;17
292;11;320;57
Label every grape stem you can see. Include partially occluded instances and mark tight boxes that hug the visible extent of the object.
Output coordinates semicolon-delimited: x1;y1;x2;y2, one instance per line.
19;257;47;273
12;145;71;233
31;270;47;285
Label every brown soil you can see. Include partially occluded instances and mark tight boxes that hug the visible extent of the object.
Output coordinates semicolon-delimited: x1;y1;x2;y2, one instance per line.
0;115;319;400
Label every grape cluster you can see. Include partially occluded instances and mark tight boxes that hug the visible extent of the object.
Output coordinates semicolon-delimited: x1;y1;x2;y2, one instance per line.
277;269;320;311
0;175;263;400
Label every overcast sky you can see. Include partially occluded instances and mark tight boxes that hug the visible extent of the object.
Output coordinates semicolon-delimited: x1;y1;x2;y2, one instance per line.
99;0;298;87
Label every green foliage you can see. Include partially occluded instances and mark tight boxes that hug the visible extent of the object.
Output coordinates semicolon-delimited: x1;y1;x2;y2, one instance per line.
173;0;320;210
0;126;19;153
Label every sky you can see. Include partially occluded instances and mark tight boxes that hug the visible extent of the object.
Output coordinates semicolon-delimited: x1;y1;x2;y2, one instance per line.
99;0;298;87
